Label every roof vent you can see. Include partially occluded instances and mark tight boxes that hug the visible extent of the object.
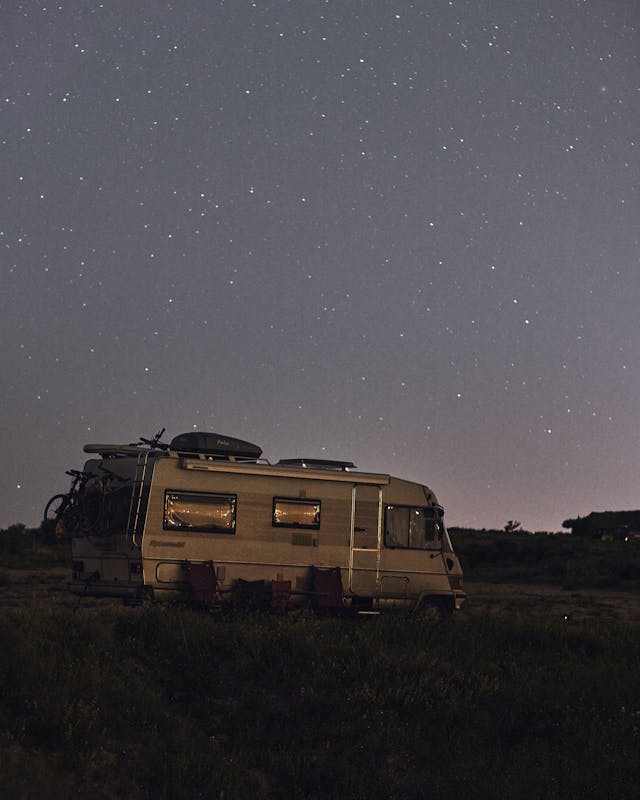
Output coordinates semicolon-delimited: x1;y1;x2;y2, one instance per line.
276;458;356;471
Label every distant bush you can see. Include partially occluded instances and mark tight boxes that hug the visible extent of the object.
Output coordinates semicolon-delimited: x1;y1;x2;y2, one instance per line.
450;528;640;590
0;524;70;569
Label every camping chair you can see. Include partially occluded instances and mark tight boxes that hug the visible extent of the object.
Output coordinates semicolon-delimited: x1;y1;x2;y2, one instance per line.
270;580;292;612
185;560;223;611
232;578;268;610
311;566;345;612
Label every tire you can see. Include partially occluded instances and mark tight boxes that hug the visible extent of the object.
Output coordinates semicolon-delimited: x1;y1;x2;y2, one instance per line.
45;493;81;539
43;494;68;541
44;494;67;523
80;492;103;532
414;596;454;619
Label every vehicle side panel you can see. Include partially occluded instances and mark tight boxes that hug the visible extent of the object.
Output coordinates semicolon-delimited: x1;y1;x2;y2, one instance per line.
142;459;354;598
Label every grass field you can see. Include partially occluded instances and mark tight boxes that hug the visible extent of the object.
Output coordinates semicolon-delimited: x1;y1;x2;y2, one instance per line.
1;525;639;799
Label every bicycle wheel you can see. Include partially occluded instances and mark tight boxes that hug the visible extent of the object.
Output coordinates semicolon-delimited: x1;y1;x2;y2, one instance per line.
80;491;104;532
44;494;67;524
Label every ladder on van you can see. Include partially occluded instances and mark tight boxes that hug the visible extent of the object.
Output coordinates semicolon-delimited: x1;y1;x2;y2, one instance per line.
126;451;153;547
348;483;385;596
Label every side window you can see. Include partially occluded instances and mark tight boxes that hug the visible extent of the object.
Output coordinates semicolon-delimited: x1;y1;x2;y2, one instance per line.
164;491;237;533
385;505;441;550
273;497;321;529
385;506;411;547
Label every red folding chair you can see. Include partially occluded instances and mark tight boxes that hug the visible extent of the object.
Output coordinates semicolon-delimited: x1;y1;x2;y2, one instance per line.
185;561;223;610
270;580;292;611
311;566;344;610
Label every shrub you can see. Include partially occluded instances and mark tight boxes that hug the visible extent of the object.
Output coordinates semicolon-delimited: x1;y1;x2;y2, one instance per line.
0;525;70;569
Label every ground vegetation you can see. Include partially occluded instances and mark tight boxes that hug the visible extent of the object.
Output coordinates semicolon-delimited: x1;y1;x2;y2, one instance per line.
1;525;639;798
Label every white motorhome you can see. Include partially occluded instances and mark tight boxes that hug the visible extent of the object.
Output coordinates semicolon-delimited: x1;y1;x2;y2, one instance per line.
54;431;465;613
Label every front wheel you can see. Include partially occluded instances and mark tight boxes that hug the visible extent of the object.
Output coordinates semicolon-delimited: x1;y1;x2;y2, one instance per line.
43;494;68;540
44;493;67;521
413;596;454;619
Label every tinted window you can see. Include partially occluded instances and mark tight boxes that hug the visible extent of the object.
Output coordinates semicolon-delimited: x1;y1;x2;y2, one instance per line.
273;498;321;529
164;491;236;533
385;505;442;550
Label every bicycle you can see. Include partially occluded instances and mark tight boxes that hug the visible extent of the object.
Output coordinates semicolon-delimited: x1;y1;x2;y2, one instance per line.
43;429;168;541
136;427;168;450
43;469;106;540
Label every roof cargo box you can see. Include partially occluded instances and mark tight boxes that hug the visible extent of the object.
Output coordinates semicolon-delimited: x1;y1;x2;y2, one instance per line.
169;432;262;460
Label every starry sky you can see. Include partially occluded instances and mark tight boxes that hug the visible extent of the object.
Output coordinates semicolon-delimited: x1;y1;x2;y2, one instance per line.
3;0;639;533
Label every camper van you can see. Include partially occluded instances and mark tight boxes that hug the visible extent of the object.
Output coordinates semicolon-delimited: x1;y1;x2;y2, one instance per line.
51;431;465;613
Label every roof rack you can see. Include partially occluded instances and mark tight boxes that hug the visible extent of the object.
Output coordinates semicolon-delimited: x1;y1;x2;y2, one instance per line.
276;458;357;471
84;444;154;458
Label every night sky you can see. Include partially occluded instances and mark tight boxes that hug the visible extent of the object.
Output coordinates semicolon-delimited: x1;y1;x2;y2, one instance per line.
3;1;639;533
